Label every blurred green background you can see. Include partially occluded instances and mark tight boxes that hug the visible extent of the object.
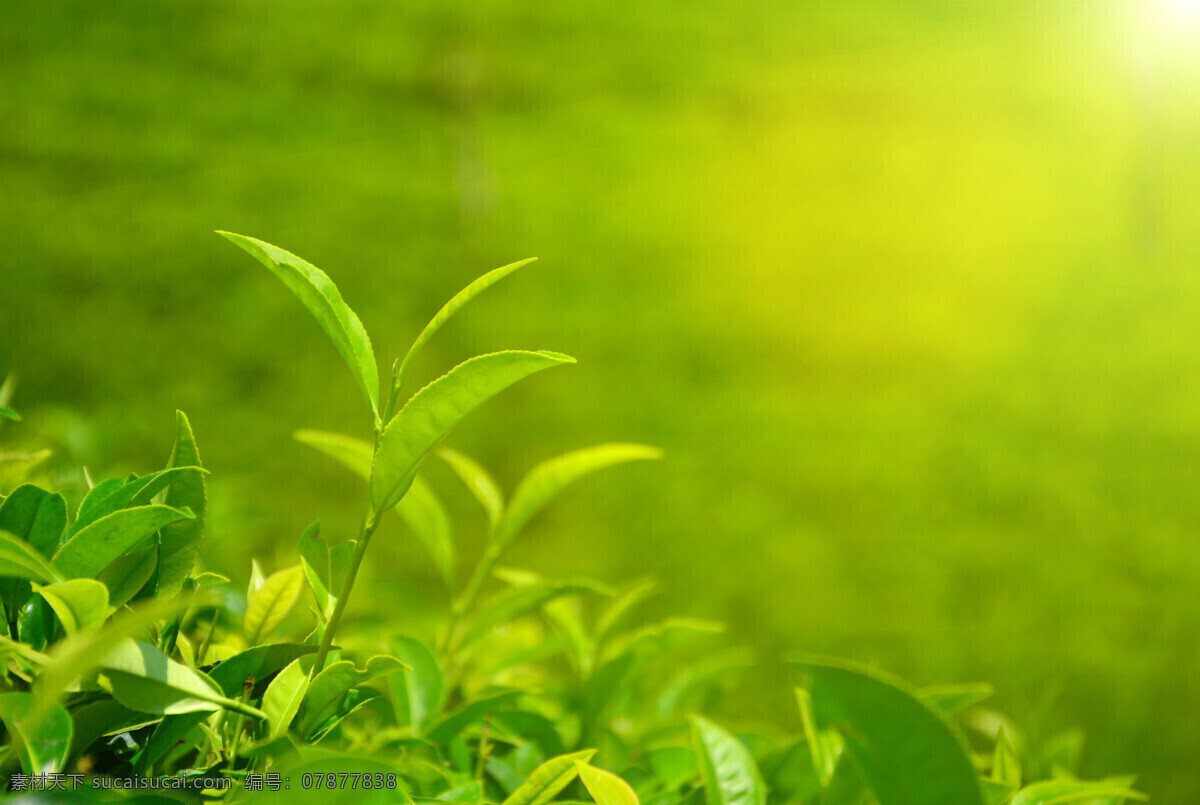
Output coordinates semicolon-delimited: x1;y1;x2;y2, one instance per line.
4;0;1200;798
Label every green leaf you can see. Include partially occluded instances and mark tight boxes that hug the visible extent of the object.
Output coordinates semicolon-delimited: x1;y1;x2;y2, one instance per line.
297;654;407;738
388;257;537;418
34;578;109;634
397;475;455;592
298;521;333;614
458;577;611;651
51;505;194;580
389;635;444;732
262;656;312;739
69;465;206;537
501;749;598;805
981;779;1016;805
0;692;71;774
595;578;657;651
992;729;1021;788
790;655;985;805
157;411;208;597
218;231;380;420
494;444;662;549
577;761;641;805
919;683;995;716
0;484;67;557
0;529;63;583
1009;779;1146;805
0;405;19;421
371;350;575;512
794;687;839;789
244;565;306;645
135;642;316;773
690;715;767;805
294;429;454;587
96;546;158;608
437;446;505;532
97;638;264;718
425;690;519;744
295;428;374;478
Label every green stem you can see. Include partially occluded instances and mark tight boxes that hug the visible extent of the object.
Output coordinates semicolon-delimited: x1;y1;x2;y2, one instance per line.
313;510;379;671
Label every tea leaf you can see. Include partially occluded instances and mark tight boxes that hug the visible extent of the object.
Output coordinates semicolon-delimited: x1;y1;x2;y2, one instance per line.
790;655;984;805
219;232;380;421
52;505;194;580
992;729;1021;788
494;443;662;550
437;447;505;533
389;634;444;732
297;654;407;738
501;749;598;805
136;642;317;773
0;529;63;583
388;257;537;418
97;638;264;718
371;350;575;512
0;405;19;422
262;656;312;739
1009;778;1146;804
458;577;610;651
397;475;455;593
34;578;109;634
577;761;641;805
0;692;71;774
0;484;67;557
97;546;157;608
919;683;995;716
426;690;519;744
244;565;305;646
690;715;766;805
157;411;208;597
294;429;453;586
794;687;839;788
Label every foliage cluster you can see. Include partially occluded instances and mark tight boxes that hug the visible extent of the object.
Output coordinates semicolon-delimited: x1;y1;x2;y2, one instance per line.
0;235;1146;804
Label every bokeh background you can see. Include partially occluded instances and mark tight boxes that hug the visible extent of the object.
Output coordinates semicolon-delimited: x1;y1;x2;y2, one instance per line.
4;0;1200;798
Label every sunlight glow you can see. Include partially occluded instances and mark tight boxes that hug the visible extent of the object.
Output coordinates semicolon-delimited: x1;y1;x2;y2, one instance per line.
1165;0;1200;24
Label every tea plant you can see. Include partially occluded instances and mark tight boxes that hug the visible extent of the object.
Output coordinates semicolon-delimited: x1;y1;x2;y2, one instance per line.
0;234;1147;804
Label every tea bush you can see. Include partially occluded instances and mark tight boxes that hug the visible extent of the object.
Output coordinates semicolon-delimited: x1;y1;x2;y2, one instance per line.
0;235;1146;804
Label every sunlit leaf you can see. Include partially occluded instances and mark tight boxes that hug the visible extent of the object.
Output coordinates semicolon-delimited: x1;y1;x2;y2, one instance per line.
501;749;598;805
577;761;641;805
51;505;194;580
297;654;407;738
919;682;995;716
371;350;575;512
262;656;312;739
992;728;1021;789
387;257;537;417
457;577;610;651
494;444;662;549
34;578;109;634
244;565;305;646
97;639;264;718
1009;778;1146;805
437;446;505;532
157;411;208;597
97;546;157;609
218;232;380;420
0;529;63;583
690;715;766;805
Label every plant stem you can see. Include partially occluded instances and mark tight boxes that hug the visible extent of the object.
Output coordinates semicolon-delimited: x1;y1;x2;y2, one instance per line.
313;508;379;671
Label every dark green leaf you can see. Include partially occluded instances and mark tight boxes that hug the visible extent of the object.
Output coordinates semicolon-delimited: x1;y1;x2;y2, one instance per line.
0;529;63;583
0;484;67;557
425;690;519;744
0;405;19;421
791;655;984;805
